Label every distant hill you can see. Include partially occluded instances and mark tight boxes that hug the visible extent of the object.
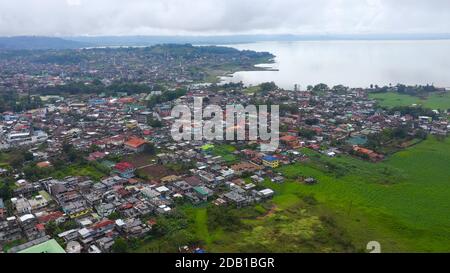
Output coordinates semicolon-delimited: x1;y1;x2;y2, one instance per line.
70;34;450;47
0;36;91;50
70;35;291;46
2;34;450;50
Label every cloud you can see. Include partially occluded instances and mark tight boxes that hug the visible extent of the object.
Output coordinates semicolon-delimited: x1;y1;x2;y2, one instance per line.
66;0;81;7
0;0;449;36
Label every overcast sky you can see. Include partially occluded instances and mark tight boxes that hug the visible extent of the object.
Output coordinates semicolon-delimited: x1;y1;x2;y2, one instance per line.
0;0;449;36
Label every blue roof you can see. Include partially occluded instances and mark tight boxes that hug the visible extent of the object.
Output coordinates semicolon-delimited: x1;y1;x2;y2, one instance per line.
0;198;4;209
263;156;278;162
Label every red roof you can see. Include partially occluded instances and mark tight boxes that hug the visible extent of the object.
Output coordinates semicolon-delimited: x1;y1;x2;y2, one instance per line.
309;144;320;150
313;127;323;133
128;178;139;184
36;223;46;231
38;211;64;223
184;176;202;186
36;161;52;168
94;140;106;145
16;125;29;130
87;151;106;161
243;149;257;156
353;146;381;158
120;203;133;210
114;162;135;172
118;97;135;104
280;135;298;142
92;219;115;230
124;137;147;148
117;188;130;197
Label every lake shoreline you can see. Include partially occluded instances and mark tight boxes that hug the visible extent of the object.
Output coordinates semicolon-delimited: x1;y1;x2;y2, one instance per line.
219;40;450;89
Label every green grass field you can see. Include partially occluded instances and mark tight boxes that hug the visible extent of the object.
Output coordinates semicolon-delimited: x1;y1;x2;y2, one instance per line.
0;152;12;170
212;144;238;163
369;92;450;110
134;137;450;253
273;136;450;252
186;207;227;248
243;85;262;95
214;137;450;252
51;164;108;181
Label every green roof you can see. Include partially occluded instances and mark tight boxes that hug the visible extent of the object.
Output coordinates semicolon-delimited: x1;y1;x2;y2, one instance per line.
18;239;66;254
129;104;145;109
347;136;368;145
194;186;209;196
201;144;215;151
101;160;116;169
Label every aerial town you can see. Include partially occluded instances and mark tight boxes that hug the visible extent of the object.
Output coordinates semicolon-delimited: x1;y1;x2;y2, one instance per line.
0;45;449;253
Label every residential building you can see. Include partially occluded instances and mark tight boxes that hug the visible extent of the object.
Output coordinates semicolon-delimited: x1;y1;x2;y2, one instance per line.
262;156;280;168
193;186;214;202
0;217;23;244
8;236;65;253
113;162;136;179
124;137;148;153
0;198;5;220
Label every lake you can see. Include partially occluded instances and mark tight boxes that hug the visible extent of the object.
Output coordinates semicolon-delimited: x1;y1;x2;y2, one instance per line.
220;40;450;89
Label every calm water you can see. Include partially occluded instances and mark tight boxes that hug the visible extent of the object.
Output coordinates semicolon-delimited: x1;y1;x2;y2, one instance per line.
220;40;450;89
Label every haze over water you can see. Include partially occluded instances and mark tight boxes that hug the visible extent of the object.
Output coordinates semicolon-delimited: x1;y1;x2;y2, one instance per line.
221;40;450;90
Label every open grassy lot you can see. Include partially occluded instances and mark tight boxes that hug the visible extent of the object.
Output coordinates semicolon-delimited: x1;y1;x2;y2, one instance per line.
369;92;422;107
274;136;450;252
138;165;176;179
369;92;450;110
184;207;227;248
0;152;10;163
211;144;238;164
243;85;262;95
134;198;357;253
51;164;108;181
0;152;11;169
123;153;156;168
